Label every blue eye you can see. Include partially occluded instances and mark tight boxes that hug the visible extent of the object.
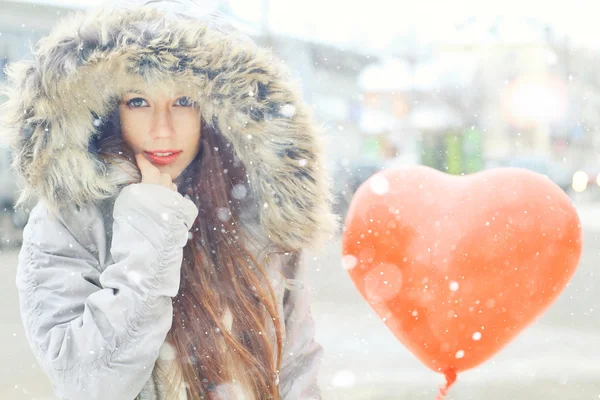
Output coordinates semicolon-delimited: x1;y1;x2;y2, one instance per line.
175;97;194;107
126;97;148;108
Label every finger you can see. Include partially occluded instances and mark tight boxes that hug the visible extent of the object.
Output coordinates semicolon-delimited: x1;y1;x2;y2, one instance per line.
135;153;158;173
159;173;172;187
171;183;178;192
135;153;159;179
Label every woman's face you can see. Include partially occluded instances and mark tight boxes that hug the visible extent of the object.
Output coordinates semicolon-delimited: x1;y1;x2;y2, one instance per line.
119;90;202;180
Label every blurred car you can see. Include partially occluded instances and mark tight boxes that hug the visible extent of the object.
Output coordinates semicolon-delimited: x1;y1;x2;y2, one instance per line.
0;143;29;246
570;164;600;196
0;145;17;208
485;156;573;193
331;158;384;220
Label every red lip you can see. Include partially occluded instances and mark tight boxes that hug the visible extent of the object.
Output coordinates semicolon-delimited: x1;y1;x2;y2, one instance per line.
144;150;182;165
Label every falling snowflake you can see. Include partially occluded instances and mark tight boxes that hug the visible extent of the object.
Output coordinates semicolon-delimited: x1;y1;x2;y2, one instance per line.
342;254;357;270
369;175;389;196
216;207;231;222
332;370;356;388
279;104;296;118
364;263;403;302
129;271;142;286
231;184;247;199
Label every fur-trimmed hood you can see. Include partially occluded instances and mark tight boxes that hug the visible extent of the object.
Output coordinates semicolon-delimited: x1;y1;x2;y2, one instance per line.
1;6;338;249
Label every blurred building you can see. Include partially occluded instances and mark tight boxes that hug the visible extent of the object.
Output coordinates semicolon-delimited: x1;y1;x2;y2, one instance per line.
353;15;583;177
431;16;573;166
3;1;596;181
357;53;482;174
252;35;373;169
1;1;72;89
0;0;376;170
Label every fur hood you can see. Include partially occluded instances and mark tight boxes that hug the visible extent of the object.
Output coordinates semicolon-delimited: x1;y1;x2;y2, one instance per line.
1;6;338;249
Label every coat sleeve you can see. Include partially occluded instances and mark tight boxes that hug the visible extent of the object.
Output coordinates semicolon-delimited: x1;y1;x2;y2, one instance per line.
15;184;198;400
278;252;324;400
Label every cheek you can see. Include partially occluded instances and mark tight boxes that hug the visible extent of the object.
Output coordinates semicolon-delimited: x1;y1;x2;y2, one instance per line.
174;113;202;148
119;108;149;150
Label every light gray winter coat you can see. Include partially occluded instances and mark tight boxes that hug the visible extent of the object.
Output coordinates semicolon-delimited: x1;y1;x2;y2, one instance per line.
1;5;337;400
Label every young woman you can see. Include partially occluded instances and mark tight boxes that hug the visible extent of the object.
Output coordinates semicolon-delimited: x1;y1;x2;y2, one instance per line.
1;4;337;399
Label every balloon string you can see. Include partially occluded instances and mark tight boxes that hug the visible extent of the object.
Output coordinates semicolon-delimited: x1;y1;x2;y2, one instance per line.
435;368;457;400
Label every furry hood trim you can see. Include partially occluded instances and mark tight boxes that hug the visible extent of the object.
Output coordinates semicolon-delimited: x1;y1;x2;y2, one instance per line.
1;6;338;249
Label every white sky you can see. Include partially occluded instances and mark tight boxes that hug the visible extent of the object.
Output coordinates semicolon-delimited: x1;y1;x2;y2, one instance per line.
9;0;600;52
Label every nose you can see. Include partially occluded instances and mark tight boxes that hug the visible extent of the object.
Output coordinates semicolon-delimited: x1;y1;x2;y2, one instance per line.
149;107;175;139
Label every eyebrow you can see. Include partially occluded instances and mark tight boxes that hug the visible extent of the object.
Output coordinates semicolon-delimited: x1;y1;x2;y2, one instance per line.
124;89;145;95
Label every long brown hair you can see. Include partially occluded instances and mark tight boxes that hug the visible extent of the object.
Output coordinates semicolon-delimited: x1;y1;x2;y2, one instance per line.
95;111;285;399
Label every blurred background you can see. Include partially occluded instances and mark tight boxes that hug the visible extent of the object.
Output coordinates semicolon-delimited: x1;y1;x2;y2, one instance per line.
1;0;599;399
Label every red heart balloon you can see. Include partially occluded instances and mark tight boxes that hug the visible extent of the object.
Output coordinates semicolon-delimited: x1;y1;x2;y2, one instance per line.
342;165;582;378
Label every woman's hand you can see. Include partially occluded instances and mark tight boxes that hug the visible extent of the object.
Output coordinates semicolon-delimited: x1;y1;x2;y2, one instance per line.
135;153;177;192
